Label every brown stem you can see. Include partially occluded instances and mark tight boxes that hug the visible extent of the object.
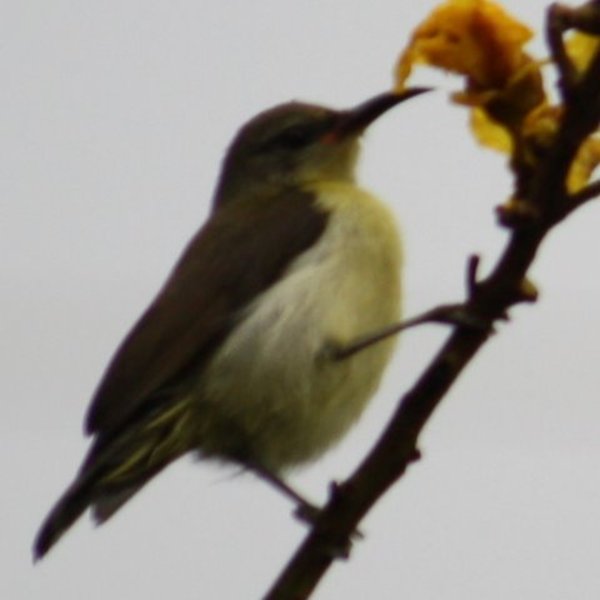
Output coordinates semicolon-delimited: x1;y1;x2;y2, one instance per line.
264;4;600;598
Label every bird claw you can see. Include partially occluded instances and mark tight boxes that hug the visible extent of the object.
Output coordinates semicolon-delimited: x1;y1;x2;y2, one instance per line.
292;480;364;560
426;303;492;332
293;499;322;524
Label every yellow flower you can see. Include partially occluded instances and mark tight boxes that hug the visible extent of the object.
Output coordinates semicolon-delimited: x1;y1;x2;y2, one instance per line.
396;0;547;162
566;32;600;75
568;136;600;192
396;0;533;91
396;0;600;191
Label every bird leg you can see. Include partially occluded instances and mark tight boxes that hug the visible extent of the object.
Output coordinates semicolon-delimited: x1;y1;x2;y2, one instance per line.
249;462;321;523
251;464;363;557
328;303;489;361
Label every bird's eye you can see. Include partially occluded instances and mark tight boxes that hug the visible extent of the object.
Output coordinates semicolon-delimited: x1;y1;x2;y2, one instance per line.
273;125;313;149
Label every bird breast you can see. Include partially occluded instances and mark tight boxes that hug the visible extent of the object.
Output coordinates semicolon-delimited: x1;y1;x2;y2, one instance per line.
195;181;402;472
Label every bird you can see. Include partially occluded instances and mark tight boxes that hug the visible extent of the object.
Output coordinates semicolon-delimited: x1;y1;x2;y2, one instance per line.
33;88;428;560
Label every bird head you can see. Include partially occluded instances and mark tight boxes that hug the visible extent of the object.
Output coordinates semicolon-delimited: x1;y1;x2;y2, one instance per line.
213;89;429;208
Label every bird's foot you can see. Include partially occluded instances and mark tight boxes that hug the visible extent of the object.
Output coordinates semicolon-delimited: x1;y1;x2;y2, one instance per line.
252;465;364;558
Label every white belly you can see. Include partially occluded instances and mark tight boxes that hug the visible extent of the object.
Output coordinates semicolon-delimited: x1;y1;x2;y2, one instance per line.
196;182;401;471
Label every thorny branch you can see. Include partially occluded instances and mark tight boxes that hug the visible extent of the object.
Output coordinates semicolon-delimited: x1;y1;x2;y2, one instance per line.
263;3;600;599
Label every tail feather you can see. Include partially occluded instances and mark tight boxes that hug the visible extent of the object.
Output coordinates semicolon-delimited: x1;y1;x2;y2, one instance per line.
34;471;155;560
91;487;142;524
33;465;162;560
33;400;193;560
33;477;94;561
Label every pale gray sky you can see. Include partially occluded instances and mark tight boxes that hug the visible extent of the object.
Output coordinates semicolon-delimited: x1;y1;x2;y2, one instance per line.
4;1;600;599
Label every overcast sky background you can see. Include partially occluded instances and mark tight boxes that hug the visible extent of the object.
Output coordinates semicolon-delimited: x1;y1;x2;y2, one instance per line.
4;1;600;598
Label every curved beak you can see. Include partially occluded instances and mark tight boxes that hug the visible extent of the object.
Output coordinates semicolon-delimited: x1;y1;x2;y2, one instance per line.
325;87;431;143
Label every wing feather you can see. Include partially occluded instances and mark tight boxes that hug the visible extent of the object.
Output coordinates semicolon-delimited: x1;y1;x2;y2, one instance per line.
85;190;327;435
